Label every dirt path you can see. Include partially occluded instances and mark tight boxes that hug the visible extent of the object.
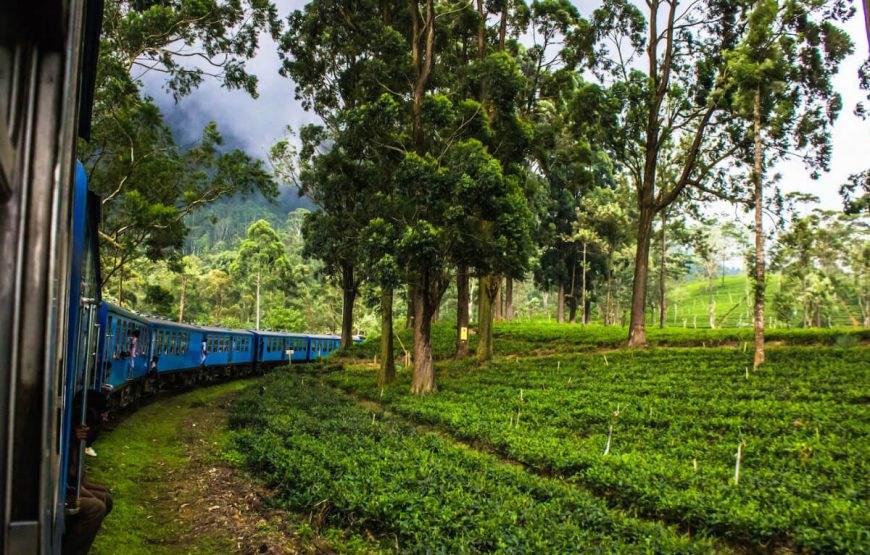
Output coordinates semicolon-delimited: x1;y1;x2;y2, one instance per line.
169;390;307;554
90;381;327;555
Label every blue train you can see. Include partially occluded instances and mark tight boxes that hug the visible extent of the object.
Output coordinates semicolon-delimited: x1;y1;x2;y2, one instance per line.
94;303;353;410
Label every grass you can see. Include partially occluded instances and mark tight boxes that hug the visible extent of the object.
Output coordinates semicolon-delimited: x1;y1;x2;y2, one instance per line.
89;380;253;555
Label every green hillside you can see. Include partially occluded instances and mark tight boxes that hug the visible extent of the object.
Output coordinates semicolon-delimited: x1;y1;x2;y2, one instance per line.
661;274;861;328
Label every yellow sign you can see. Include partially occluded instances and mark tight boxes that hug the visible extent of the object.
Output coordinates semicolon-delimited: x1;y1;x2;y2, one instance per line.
460;327;468;341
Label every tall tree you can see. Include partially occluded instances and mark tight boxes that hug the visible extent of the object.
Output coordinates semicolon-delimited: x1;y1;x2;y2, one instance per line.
595;0;755;346
725;0;854;365
276;0;407;350
230;220;294;330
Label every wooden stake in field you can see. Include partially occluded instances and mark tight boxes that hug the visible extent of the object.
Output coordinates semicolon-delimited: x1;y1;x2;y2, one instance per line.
734;442;744;485
693;458;698;473
603;424;613;456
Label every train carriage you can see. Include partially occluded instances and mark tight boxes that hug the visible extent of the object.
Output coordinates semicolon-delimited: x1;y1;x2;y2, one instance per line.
96;304;151;405
200;326;253;376
307;334;343;360
252;330;293;367
285;334;311;362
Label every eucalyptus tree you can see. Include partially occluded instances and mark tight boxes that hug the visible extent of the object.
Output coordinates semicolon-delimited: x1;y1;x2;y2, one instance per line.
594;0;854;349
724;0;854;365
276;0;407;349
568;185;633;325
593;0;751;347
463;33;536;360
83;118;276;292
83;0;280;295
230;220;294;330
100;0;280;99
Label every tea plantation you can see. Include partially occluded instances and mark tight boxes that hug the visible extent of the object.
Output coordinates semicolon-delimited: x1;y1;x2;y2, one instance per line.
228;325;869;554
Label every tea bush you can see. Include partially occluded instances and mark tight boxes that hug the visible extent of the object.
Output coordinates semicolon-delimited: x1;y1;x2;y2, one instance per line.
227;372;716;554
330;347;870;553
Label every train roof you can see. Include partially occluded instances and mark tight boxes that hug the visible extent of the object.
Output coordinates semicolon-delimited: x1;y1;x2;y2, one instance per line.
104;302;150;323
250;329;308;337
148;318;254;335
307;334;343;340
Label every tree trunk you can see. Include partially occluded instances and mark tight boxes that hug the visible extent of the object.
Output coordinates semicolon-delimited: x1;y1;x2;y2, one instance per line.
410;0;435;153
456;265;470;358
498;9;507;50
476;274;500;361
659;210;667;329
753;88;765;368
406;283;415;329
411;277;436;394
584;291;592;324
581;242;587;327
505;277;514;322
628;203;655;347
118;264;124;308
568;295;577;324
340;262;356;350
495;280;503;321
557;284;565;323
178;274;187;323
708;277;716;329
379;287;396;386
476;0;486;58
256;269;261;331
605;258;613;326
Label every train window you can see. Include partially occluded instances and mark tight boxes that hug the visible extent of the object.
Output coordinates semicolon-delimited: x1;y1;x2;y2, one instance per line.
110;318;117;358
119;322;127;357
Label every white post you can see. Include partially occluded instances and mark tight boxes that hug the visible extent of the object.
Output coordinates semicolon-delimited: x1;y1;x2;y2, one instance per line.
734;442;743;485
255;269;261;331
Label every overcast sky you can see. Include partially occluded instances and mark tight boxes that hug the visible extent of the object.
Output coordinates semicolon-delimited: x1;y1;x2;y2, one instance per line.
143;0;869;213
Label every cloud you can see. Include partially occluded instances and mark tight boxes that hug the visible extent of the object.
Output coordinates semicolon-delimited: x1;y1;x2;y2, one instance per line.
141;0;314;162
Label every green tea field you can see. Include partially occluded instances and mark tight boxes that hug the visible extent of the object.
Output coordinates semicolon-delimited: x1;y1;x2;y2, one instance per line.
225;324;870;554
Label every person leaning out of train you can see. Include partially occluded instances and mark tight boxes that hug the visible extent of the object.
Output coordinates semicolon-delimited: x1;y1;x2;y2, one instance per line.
63;423;113;555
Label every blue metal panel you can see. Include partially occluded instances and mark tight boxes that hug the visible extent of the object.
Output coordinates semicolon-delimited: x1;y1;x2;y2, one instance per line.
58;162;91;537
98;304;150;390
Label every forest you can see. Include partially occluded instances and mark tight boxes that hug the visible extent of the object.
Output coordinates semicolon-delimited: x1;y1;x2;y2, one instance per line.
81;0;869;552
